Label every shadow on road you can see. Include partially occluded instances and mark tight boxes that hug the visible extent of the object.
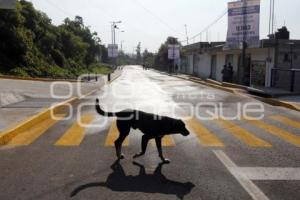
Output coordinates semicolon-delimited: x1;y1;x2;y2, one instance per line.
70;160;195;199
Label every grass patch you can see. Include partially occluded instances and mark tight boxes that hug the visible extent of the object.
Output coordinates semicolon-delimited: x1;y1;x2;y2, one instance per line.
2;63;114;79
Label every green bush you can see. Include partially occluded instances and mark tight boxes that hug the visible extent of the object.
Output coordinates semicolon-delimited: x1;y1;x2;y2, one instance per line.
9;67;30;77
90;63;113;75
0;1;108;79
51;49;65;67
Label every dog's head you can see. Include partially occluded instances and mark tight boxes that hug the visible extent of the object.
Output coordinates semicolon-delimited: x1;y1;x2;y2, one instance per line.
174;120;190;136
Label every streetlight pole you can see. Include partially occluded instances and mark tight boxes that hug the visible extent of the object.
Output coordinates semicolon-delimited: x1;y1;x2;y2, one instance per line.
110;21;122;68
111;21;122;46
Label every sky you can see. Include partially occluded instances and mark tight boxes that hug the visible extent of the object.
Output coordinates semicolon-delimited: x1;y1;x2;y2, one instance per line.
30;0;300;53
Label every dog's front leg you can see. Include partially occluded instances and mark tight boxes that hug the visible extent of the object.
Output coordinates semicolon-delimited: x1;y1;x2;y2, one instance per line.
133;135;149;158
155;137;170;163
114;133;128;160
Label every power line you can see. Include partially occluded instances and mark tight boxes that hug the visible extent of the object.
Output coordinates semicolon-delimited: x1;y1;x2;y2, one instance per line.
181;9;227;43
87;0;166;49
44;0;75;17
130;0;184;36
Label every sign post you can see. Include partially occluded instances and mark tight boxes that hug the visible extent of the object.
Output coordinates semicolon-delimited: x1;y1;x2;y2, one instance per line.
225;0;260;49
108;44;118;58
225;0;260;85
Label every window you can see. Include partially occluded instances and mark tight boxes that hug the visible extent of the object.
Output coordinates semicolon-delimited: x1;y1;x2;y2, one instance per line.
284;53;289;62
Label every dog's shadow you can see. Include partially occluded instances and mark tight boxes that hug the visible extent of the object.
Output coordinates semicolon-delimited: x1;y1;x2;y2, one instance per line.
70;160;195;200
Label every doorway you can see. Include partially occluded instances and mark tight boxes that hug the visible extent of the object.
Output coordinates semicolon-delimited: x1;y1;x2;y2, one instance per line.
250;61;266;87
210;55;217;80
193;54;199;75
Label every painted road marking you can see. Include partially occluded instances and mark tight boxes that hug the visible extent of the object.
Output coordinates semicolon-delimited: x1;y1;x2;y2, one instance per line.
234;167;300;180
186;118;224;147
150;135;176;147
8;114;65;146
213;150;269;200
217;119;271;147
55;114;95;146
246;119;300;147
270;115;300;130
105;119;129;146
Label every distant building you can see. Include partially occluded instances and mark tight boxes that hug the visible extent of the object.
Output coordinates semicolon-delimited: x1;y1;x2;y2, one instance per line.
181;27;300;92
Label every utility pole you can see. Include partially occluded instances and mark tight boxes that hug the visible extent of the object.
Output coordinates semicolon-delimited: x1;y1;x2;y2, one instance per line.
268;0;276;87
120;40;124;52
272;0;275;35
268;0;275;36
268;0;272;36
184;24;189;45
241;0;248;85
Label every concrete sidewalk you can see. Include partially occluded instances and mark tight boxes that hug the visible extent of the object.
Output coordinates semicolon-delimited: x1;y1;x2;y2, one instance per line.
0;72;121;132
172;72;300;112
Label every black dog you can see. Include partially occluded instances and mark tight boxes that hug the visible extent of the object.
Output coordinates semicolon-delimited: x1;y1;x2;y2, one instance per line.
95;99;190;163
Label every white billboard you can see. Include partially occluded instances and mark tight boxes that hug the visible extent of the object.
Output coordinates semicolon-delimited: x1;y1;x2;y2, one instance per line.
168;45;180;60
225;0;260;49
0;0;16;9
108;44;118;58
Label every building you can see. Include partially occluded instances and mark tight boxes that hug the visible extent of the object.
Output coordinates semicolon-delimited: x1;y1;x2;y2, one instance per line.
181;27;300;92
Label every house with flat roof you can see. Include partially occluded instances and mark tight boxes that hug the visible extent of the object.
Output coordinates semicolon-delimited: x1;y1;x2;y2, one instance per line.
181;27;300;93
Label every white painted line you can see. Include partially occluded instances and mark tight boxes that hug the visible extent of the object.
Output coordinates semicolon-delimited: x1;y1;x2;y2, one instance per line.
213;150;269;200
234;167;300;181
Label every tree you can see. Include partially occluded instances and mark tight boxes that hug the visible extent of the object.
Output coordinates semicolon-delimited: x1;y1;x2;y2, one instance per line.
142;49;155;68
136;42;141;64
60;16;102;68
154;37;181;71
0;1;108;78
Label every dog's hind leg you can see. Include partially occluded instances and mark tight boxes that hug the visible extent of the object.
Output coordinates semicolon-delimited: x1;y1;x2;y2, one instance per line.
155;137;170;164
133;135;150;158
115;121;130;159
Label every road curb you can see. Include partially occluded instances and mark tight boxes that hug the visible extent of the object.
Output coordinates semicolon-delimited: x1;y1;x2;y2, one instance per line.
173;73;300;113
173;75;238;94
201;79;300;113
0;75;81;83
202;80;300;113
0;97;78;145
253;96;300;112
108;73;122;84
0;71;123;145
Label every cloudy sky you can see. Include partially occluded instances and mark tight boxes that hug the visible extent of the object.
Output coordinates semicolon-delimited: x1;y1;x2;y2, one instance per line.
30;0;300;53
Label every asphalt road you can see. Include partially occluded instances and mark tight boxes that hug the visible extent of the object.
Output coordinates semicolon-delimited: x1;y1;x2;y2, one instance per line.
1;66;300;200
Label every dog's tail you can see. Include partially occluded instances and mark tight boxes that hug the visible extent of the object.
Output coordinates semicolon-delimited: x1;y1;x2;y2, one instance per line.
95;99;115;117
